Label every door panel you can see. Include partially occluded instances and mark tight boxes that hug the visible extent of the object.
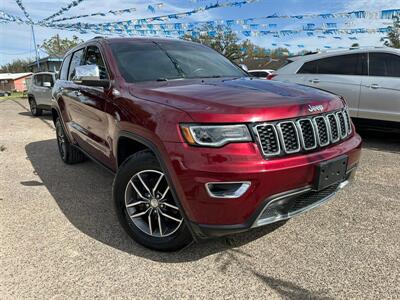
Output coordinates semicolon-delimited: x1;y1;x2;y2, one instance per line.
358;52;400;122
304;74;362;117
359;76;400;122
297;53;367;118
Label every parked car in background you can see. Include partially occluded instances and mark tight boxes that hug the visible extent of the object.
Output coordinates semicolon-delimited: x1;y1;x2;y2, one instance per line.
52;37;361;251
272;47;400;123
248;69;275;79
0;90;11;97
27;72;56;116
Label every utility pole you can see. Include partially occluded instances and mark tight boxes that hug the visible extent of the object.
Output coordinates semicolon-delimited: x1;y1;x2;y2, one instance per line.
31;24;40;71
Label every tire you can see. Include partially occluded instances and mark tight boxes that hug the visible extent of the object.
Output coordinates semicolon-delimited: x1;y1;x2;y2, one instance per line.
113;150;193;251
29;97;42;116
55;118;86;164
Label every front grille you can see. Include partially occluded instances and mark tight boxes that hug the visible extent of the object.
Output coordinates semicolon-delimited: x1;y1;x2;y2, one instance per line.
254;108;352;157
258;183;339;222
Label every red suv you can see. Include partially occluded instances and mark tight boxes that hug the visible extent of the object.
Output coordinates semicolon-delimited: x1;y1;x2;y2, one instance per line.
52;37;362;251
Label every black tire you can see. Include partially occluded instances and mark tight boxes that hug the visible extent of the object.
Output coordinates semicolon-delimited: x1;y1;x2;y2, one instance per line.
113;150;193;251
55;118;85;164
29;97;42;116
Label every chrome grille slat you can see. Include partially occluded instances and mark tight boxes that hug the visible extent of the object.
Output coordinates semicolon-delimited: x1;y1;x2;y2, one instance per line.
253;123;281;156
336;111;347;138
343;109;352;134
276;121;300;154
253;108;352;158
326;113;340;143
296;119;317;150
313;116;330;147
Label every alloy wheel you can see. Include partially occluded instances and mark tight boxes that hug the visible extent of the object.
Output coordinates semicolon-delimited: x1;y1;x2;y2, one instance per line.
124;170;183;237
56;122;67;159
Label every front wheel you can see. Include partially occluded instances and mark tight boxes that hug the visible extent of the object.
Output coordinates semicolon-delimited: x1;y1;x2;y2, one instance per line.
113;150;192;251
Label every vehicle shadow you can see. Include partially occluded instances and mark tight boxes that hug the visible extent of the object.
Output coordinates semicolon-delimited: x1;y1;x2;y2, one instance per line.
25;139;285;263
355;124;400;154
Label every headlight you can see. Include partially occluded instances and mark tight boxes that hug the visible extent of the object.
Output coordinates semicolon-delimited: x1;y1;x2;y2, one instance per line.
180;124;252;147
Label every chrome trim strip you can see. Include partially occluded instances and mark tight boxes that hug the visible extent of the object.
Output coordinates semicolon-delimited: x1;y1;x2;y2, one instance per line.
253;179;351;228
253;123;281;157
312;116;330;147
295;118;317;150
205;181;251;199
276;121;301;154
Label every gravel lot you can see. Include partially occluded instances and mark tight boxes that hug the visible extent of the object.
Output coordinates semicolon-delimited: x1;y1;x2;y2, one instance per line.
1;98;399;299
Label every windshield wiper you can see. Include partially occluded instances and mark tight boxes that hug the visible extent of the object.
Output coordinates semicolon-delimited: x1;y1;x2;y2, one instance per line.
156;77;184;82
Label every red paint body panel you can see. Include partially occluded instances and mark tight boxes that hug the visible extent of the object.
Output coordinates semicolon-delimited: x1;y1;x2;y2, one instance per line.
163;134;361;225
52;38;363;233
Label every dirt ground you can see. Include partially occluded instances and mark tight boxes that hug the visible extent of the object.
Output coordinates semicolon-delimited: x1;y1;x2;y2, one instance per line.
1;98;399;299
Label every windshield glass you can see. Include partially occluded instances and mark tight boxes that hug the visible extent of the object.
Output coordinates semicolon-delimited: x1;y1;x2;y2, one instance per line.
110;40;246;82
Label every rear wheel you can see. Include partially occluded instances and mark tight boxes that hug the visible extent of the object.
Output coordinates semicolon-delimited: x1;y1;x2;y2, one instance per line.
55;118;85;164
113;150;192;251
29;97;42;116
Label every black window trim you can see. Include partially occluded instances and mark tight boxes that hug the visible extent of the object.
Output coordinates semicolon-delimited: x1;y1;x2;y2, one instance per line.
297;53;368;76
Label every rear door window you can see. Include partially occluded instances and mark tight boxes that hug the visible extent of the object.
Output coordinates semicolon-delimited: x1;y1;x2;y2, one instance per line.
68;48;85;80
298;54;367;75
369;52;400;77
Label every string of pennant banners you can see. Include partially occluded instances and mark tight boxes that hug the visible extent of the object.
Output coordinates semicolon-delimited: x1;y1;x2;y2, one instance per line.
3;0;400;50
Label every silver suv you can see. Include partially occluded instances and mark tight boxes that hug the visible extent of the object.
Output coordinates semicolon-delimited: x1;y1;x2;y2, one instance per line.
273;47;400;123
27;72;56;116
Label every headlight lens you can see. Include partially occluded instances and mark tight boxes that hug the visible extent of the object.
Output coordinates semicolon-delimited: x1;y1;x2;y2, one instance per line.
180;124;252;147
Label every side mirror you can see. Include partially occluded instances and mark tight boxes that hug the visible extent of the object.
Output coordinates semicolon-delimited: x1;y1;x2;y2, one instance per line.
43;81;52;88
73;65;110;88
239;64;249;72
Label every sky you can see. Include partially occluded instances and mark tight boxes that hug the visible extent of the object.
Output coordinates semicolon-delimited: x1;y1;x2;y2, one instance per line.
0;0;399;66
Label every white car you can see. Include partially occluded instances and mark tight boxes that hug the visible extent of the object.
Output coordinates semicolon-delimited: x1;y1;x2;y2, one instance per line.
248;69;275;79
272;47;400;123
27;72;56;116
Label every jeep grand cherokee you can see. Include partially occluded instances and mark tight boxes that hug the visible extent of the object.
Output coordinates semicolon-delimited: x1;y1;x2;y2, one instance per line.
52;37;362;251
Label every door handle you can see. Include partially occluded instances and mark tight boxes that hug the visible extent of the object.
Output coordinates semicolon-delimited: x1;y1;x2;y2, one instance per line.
309;79;320;84
370;84;380;89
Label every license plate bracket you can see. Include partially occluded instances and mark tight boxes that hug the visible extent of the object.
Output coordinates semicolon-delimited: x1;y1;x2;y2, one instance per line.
314;155;348;191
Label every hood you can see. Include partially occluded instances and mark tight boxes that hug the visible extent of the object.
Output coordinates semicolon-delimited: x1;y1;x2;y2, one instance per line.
129;77;344;123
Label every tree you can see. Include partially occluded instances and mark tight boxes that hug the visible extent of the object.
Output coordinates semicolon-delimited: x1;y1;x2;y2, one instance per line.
381;16;400;48
183;25;244;60
40;34;83;57
0;58;32;73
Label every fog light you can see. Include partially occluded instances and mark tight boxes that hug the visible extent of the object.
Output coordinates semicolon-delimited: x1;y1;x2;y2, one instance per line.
205;182;251;199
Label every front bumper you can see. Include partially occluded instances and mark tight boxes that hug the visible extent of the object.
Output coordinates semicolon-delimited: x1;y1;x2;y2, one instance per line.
163;133;362;237
190;167;356;238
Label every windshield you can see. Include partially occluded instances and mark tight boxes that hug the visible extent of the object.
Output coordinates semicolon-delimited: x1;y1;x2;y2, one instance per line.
110;40;247;82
